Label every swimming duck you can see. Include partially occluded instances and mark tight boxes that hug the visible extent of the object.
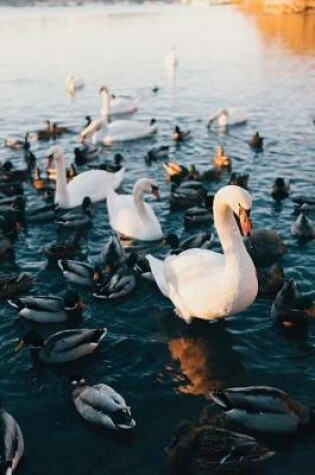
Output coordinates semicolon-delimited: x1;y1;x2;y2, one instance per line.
291;204;314;241
25;203;58;222
183;195;214;227
0;405;24;475
213;145;232;170
271;278;315;329
147;185;258;323
74;144;99;166
256;263;285;298
228;173;249;190
47;146;125;208
99;232;126;272
210;385;313;434
100;85;137;116
36;120;53;140
43;228;87;265
271;177;290;201
244;229;286;265
32;166;51;193
8;290;85;323
0;162;28;182
93;255;137;300
0;273;35;299
165;231;213;255
169;188;205;211
4;133;30;151
249;132;264;151
173;126;191;142
146;145;169;163
15;328;107;364
55;197;93;229
58;260;103;287
107;178;164;241
207;108;247;129
70;374;136;430
166;421;274;474
97;153;125;173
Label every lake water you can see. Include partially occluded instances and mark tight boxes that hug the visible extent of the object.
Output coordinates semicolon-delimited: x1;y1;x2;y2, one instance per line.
0;3;315;474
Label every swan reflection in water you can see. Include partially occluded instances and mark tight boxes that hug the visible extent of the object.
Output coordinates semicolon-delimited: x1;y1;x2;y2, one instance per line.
165;318;246;396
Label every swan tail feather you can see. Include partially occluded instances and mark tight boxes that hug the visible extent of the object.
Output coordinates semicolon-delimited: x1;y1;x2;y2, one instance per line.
146;255;169;297
113;167;125;190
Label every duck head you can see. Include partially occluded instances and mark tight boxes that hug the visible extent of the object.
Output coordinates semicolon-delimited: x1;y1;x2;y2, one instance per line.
114;153;125;166
165;233;180;250
63;290;86;318
15;331;44;352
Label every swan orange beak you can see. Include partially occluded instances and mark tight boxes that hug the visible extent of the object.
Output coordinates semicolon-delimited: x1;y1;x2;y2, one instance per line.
15;340;25;352
239;206;252;237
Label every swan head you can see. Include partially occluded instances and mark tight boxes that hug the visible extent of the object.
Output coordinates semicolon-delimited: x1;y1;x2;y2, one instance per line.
216;185;253;237
134;178;160;199
99;85;109;95
47;145;64;166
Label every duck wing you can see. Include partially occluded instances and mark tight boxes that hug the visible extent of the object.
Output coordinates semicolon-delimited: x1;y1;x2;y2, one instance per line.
8;296;63;312
45;329;107;353
58;259;93;278
79;385;126;413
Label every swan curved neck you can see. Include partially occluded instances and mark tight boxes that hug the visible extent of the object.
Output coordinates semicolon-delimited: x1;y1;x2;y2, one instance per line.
213;196;246;258
133;183;149;220
55;154;70;208
100;89;110;119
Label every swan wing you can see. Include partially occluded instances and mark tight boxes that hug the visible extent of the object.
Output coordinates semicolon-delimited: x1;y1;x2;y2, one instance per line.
106;120;156;142
146;255;169;297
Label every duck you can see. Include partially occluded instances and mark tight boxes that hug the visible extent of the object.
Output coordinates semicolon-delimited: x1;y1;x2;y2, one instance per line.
256;263;285;298
90;87;156;145
244;228;286;264
47;146;125;209
163;162;201;185
55;197;93;229
249;132;264;151
4;133;30;151
210;386;313;434
25;202;58;222
228;173;249;189
0;161;28;182
183;195;214;227
8;290;85;323
147;185;258;323
271;177;290;201
271;278;315;329
165;231;213;255
146;145;169;163
43;228;87;264
32;165;51;193
0;273;35;299
97;153;125;173
291;204;314;241
100;85;137;116
169;188;205;211
173;126;191;142
74;144;99;166
0;405;24;475
47;162;77;183
58;260;103;287
99;232;126;272
36;120;53;140
107;178;164;242
93;254;137;300
207;108;247;129
213;145;232;170
166;421;274;475
15;328;107;364
70;374;136;430
65;75;85;95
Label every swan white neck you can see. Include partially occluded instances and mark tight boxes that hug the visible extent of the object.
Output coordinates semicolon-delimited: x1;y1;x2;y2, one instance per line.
54;154;70;208
100;89;110;120
133;183;150;221
213;194;247;259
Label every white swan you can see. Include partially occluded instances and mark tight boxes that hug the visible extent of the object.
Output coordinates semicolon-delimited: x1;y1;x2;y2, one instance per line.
81;86;157;145
47;146;125;209
165;46;178;70
100;86;137;116
147;185;258;323
65;75;85;95
107;178;164;241
208;108;247;129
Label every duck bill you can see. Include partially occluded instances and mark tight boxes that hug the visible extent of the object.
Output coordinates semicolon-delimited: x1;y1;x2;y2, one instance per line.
78;300;87;310
239;207;252;237
15;340;25;352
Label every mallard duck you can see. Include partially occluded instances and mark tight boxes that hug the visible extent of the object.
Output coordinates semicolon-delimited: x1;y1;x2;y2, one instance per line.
4;133;30;151
163;162;201;184
55;197;93;229
0;182;24;198
183;195;214;227
228;173;249;190
166;421;274;474
244;229;286;265
291;195;315;206
43;228;87;265
146;145;169;162
99;232;126;272
0;405;24;475
249;132;263;151
51;122;73;137
0;273;35;299
74;145;99;166
8;290;85;323
15;328;107;363
291;204;314;241
165;231;213;255
58;260;103;287
271;278;315;329
0;162;28;182
256;263;285;298
271;177;290;201
173;126;191;142
26;203;57;222
70;374;136;430
93;255;136;300
36;120;53;140
98;153;125;173
210;386;313;434
213;145;232;170
170;188;204;211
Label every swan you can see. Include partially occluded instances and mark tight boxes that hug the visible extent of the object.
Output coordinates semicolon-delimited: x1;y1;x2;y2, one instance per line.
107;178;164;241
65;75;85;95
207;108;247;129
165;46;178;70
47;146;125;209
146;185;258;323
100;85;137;116
0;406;24;475
83;87;157;145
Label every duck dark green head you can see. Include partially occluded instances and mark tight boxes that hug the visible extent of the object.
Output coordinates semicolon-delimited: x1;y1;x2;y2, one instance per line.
63;290;85;316
16;331;44;351
165;233;179;250
114;153;124;166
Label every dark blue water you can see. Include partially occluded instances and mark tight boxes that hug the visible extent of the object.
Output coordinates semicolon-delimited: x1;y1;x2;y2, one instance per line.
0;4;314;474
